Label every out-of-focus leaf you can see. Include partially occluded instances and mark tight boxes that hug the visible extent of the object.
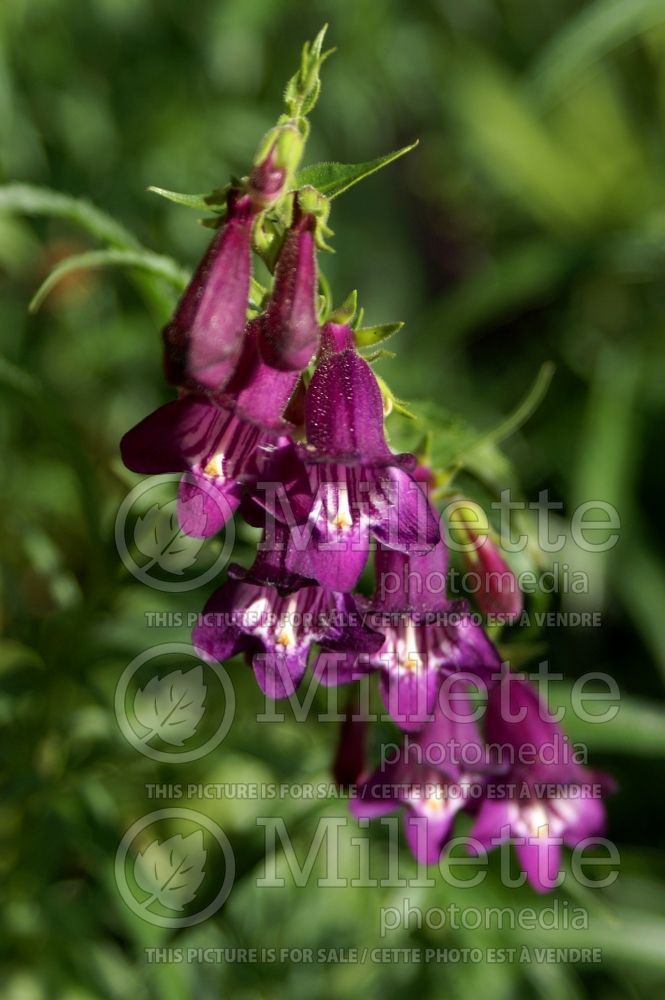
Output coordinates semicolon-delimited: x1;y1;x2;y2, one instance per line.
616;528;665;685
134;667;207;746
551;681;665;754
0;183;184;320
133;502;205;575
446;57;597;229
28;248;189;312
22;528;82;609
0;182;139;249
425;242;570;348
134;832;206;910
529;0;665;106
388;364;553;485
0;640;44;675
501;907;665;969
481;362;555;447
0;354;39;395
295;141;418;199
570;348;640;609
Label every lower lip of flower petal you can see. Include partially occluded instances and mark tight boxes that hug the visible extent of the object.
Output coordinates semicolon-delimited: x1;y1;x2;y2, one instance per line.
202;412;266;482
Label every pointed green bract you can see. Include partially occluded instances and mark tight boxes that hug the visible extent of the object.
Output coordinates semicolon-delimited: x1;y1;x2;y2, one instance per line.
147;186;227;213
354;321;404;347
284;25;333;120
295;141;419;199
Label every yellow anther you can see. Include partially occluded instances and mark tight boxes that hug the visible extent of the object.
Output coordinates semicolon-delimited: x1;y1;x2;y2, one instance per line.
332;510;353;530
203;453;225;479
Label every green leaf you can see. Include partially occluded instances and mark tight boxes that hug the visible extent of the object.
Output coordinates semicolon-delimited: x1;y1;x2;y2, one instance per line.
434;362;555;480
528;0;665;106
0;354;39;396
550;681;665;756
134;667;207;745
147;186;227;213
134;831;206;910
479;361;555;448
616;527;665;686
0;183;182;321
570;349;640;609
354;321;404;348
425;241;570;349
29;249;189;313
295;141;418;199
388;364;553;485
0;182;139;250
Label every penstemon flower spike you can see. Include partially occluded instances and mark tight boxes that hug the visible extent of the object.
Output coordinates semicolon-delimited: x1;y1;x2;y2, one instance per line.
116;27;614;891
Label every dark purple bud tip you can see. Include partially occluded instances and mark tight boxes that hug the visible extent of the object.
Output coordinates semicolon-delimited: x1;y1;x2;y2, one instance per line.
248;145;287;211
258;205;320;372
162;191;255;392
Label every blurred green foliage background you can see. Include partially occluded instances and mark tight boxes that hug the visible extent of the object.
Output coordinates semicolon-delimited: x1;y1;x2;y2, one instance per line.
2;0;665;997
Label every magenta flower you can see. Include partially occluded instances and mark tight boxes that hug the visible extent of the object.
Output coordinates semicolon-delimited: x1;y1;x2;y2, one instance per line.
467;533;522;619
350;685;486;864
192;524;383;699
317;540;501;731
470;672;613;892
259;324;440;591
450;500;523;619
120;322;298;537
162;191;256;392
258;201;320;371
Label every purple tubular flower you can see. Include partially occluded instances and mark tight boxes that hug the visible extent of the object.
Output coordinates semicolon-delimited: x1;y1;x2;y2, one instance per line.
351;685;486;865
316;540;501;732
258;202;320;371
464;526;523;619
449;500;522;619
470;673;614;893
120;322;298;538
192;524;384;699
162;191;255;392
259;327;440;591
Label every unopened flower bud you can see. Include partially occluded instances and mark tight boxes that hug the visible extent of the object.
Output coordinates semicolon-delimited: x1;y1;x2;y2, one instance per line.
258;199;320;371
162;190;255;392
248;123;305;210
448;499;522;619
